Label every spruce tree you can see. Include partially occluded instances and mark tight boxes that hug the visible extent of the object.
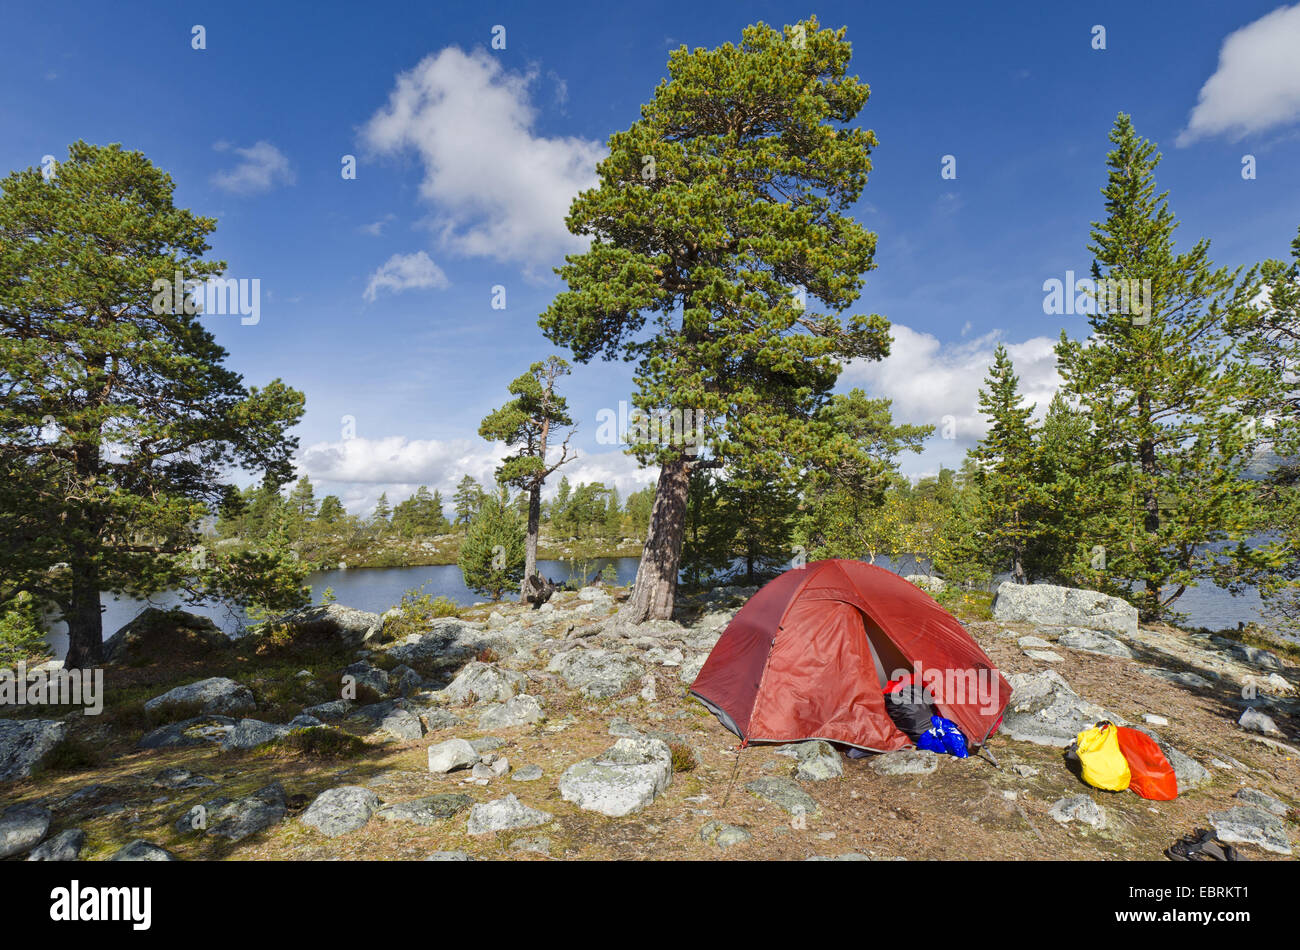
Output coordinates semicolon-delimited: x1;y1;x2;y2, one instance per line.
457;489;526;600
969;344;1038;583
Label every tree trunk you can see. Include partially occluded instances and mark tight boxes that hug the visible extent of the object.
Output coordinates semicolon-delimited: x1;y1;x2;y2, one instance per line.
520;484;541;603
620;457;692;623
1138;394;1161;616
64;555;103;670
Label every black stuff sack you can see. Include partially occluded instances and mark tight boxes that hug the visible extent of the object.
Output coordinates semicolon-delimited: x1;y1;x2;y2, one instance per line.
884;684;935;741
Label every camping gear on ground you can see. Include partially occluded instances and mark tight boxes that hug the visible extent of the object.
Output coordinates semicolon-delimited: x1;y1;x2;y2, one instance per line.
883;674;937;741
1165;829;1244;862
1115;726;1178;800
916;715;970;758
689;559;1011;752
1073;721;1131;791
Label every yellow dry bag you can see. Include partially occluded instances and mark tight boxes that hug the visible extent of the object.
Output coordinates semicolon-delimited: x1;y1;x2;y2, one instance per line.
1074;721;1131;791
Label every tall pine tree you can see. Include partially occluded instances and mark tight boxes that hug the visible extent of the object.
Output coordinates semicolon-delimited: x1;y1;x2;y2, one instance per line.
1054;114;1264;620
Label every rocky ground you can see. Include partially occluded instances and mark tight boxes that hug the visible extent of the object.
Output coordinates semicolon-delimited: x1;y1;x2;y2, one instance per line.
1;580;1296;861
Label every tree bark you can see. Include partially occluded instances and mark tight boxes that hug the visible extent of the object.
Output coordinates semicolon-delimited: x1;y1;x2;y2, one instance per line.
620;456;692;623
520;484;541;603
64;554;103;670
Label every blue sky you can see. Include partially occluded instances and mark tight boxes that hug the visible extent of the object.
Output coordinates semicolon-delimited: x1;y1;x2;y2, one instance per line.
5;0;1300;515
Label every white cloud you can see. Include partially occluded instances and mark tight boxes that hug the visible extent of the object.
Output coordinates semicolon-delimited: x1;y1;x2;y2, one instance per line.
360;213;396;237
361;47;604;272
297;436;653;517
841;324;1062;449
1178;4;1300;144
363;251;449;301
211;141;295;194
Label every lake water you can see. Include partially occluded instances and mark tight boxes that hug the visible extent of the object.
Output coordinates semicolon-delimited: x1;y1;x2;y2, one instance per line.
43;553;1281;659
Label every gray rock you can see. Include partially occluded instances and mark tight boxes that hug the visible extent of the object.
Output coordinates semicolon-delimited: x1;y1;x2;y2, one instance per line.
1229;644;1283;671
219;718;290;751
108;839;178;861
102;607;229;663
678;654;707;684
744;776;819;816
992;582;1138;636
608;717;642;738
0;803;51;858
152;767;217;790
144;676;256;718
444;661;526;704
1164;746;1212;791
472;756;510;780
137;715;237;750
419;707;465;731
1017;635;1053;649
1048;794;1106;829
905;574;946;594
1238;707;1284;737
867;749;939;776
26;828;85;861
209;784;287;841
699;821;752;848
1142;714;1169;726
559;737;673;817
426;851;472;861
1234;788;1289;816
792;741;844;781
1141;667;1215;689
1207;806;1292;855
512;764;544;782
342;661;390;697
303;699;353;720
301;786;380;837
478;694;544;729
509;835;552;855
376;708;424;741
469;736;506;754
273;603;385;648
1058;629;1134;659
0;718;67;781
547;649;644;698
1001;670;1114;747
427;738;479;774
387;619;504;670
466;794;552;834
394;666;425;697
376;794;473;825
1024;649;1064;663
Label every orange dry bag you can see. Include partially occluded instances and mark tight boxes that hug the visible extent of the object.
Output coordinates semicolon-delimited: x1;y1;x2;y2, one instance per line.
1115;726;1178;801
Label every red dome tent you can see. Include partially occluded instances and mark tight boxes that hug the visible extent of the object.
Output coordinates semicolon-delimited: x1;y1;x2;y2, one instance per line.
689;559;1011;752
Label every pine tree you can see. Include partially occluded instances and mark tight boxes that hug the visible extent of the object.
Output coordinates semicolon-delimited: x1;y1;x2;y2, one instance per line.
317;495;346;525
1054;114;1264;620
478;357;576;600
797;389;931;560
0;143;304;665
540;18;890;621
969;344;1038;583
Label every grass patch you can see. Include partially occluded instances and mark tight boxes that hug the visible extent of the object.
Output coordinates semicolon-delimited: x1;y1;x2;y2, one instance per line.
260;727;369;760
35;733;106;773
668;742;697;773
